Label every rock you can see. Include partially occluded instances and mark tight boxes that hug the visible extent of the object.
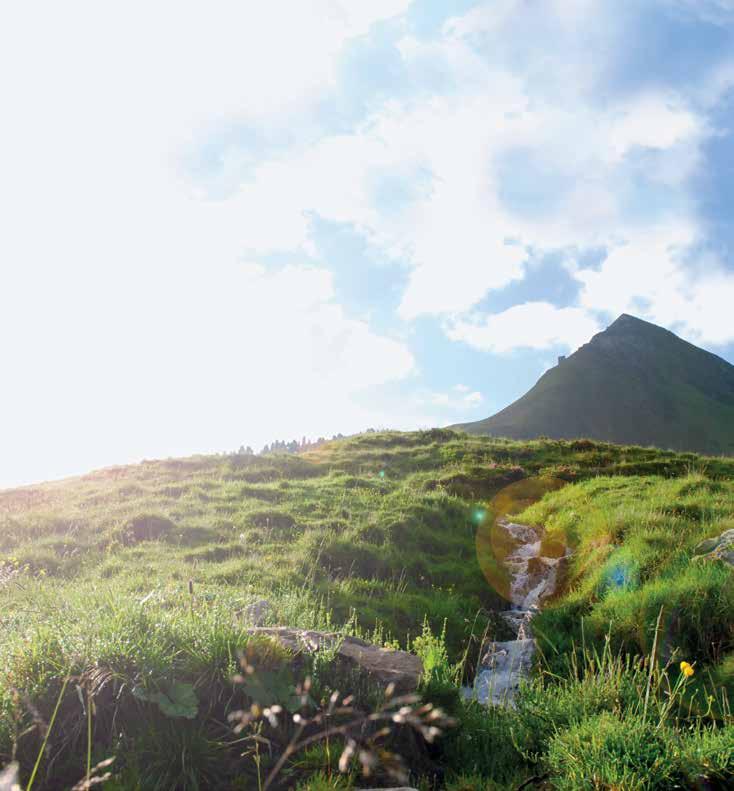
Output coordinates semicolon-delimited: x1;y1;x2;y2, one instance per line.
241;599;273;626
693;529;734;569
500;607;538;640
248;627;423;694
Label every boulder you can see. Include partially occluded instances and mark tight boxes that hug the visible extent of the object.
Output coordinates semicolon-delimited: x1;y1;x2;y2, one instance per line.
240;599;273;626
693;529;734;569
248;627;423;694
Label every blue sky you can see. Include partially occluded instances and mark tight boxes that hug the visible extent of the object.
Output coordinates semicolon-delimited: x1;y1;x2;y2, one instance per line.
2;0;734;487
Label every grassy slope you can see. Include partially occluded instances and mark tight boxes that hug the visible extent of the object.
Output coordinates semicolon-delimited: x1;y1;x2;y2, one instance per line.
1;430;733;788
456;314;734;456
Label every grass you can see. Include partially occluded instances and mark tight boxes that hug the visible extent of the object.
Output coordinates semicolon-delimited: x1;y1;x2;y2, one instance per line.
0;430;733;788
526;473;734;678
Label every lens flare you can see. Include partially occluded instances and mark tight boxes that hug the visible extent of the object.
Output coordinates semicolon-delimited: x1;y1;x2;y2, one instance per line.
475;476;568;603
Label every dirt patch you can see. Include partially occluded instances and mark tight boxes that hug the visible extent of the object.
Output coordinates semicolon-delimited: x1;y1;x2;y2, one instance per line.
121;514;176;544
247;510;297;533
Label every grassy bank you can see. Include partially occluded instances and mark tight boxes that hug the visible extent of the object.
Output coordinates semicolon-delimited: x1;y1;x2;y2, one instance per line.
1;431;733;788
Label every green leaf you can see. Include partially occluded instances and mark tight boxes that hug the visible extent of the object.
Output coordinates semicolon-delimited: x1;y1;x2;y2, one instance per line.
242;672;303;713
152;682;198;719
132;682;198;719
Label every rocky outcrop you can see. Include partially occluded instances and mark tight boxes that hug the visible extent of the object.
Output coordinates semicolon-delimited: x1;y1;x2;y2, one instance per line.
248;627;423;694
693;529;734;569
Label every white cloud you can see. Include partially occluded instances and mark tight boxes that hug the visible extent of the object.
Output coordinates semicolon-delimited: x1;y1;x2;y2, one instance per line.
572;227;734;347
0;1;416;487
227;264;416;391
207;0;724;328
447;303;602;354
605;94;703;165
418;386;484;411
0;260;416;487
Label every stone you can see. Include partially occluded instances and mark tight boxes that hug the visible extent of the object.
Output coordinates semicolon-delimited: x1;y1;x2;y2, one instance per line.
248;627;423;694
693;529;734;569
241;599;273;626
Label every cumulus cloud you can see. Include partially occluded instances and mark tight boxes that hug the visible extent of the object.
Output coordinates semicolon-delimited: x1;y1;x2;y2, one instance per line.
572;226;734;347
447;303;601;354
208;0;733;340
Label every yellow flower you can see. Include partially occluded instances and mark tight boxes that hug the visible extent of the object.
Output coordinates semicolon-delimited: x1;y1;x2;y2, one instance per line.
680;661;695;678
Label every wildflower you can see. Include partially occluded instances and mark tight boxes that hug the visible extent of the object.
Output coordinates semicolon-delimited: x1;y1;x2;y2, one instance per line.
680;661;695;678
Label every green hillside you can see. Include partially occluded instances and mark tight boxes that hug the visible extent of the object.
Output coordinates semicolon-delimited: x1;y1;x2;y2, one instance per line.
0;431;733;789
455;314;734;456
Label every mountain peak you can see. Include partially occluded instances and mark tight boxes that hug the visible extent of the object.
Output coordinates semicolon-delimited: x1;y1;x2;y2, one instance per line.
453;315;734;455
605;313;661;333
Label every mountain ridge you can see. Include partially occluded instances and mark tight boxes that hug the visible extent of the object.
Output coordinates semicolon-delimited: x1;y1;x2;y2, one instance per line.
453;314;734;455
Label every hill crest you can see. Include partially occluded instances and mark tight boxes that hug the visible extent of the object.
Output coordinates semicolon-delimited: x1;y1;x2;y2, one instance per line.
454;314;734;455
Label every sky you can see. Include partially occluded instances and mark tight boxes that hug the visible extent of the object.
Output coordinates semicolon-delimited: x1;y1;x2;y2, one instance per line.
3;0;734;488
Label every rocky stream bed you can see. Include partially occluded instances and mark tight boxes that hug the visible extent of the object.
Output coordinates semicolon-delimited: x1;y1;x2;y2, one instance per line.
463;519;570;706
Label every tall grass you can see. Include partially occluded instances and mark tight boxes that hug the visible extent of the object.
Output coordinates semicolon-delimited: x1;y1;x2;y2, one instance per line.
1;433;733;787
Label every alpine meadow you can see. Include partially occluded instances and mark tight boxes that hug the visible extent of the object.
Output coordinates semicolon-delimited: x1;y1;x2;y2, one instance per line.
1;430;733;788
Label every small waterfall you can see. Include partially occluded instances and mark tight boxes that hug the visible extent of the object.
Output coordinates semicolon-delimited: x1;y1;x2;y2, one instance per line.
463;518;569;706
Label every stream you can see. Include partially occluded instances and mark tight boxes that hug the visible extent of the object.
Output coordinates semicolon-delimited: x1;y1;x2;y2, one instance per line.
462;518;570;706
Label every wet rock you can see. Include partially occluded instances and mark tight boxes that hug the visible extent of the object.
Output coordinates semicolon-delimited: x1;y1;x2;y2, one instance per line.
248;627;423;694
693;529;734;569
